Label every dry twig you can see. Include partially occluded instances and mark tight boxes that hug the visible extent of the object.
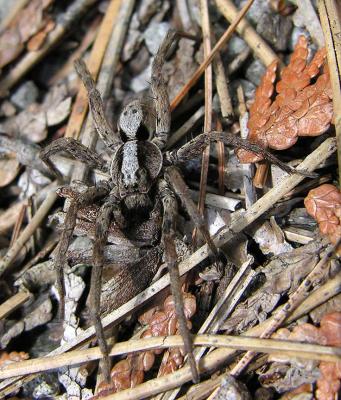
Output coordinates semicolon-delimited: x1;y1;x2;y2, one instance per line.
1;334;340;381
318;0;341;186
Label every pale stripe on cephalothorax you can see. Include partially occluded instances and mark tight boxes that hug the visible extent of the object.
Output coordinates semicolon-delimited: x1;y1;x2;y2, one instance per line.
121;141;139;186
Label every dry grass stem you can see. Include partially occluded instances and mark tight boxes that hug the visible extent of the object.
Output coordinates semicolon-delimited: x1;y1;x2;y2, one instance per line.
159;259;254;400
0;200;26;236
0;291;32;320
195;0;213;242
283;227;315;244
318;0;341;186
1;334;339;381
214;137;336;250
253;161;269;189
89;334;341;400
190;190;241;211
0;139;334;396
48;16;101;86
181;272;341;400
9;203;26;247
166;106;205;149
215;119;225;195
213;50;233;121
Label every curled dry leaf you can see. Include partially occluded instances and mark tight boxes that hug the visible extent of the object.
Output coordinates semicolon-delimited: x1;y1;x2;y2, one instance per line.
304;184;341;245
237;36;333;163
95;291;196;397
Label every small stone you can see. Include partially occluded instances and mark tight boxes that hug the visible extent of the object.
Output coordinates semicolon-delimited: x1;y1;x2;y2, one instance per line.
227;35;248;60
122;29;143;62
46;97;72;126
138;0;162;25
245;59;267;87
144;21;171;55
237;0;271;25
11;81;39;109
130;62;152;93
0;100;16;117
19;110;47;143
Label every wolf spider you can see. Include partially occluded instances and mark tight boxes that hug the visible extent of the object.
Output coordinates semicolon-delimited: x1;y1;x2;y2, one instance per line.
41;30;309;384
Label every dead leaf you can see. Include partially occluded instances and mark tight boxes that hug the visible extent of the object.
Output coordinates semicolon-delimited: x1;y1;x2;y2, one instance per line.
304;184;341;245
237;36;333;163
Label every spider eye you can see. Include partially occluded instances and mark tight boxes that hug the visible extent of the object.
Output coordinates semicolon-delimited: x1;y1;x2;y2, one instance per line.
132;108;138;114
136;124;150;141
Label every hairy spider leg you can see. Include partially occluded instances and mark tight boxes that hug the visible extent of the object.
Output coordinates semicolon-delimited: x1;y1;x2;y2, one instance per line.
165;166;221;259
169;131;317;178
151;29;177;150
74;59;123;152
157;178;200;383
90;196;120;383
53;184;109;321
40;137;108;180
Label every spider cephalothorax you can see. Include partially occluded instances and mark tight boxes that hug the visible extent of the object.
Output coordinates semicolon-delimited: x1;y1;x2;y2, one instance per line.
111;140;162;208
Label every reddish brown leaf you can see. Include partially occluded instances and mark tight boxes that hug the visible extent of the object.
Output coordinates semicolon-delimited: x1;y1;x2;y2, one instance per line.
304;184;341;245
96;291;196;396
237;36;333;164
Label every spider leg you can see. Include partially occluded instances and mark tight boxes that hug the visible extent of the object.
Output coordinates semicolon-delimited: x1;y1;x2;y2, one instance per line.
167;131;317;178
40;137;108;179
151;29;178;150
90;195;120;383
165;166;220;259
74;59;122;152
54;183;110;320
157;178;199;383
